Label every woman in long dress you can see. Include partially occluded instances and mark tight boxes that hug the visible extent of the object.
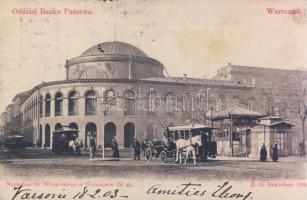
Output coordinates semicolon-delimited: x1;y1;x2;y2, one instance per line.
260;143;267;162
272;144;278;162
112;138;119;160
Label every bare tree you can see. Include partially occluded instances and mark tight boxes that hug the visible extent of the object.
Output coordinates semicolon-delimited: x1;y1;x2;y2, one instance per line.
261;80;277;116
292;70;307;148
180;80;213;125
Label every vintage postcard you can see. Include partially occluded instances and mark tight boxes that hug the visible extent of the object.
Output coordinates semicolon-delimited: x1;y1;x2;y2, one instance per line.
0;0;307;199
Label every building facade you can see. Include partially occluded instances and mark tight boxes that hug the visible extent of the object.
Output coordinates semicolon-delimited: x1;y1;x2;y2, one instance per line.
1;41;306;155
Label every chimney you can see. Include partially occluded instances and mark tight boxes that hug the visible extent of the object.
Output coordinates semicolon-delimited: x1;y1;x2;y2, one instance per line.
183;74;187;80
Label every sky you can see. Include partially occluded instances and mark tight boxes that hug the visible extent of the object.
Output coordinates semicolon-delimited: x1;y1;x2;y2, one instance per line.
0;0;307;112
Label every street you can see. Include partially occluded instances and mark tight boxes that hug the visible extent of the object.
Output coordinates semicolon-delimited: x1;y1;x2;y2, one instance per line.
0;149;306;180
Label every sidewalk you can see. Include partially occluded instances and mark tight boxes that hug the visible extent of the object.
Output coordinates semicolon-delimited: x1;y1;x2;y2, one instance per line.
216;155;307;163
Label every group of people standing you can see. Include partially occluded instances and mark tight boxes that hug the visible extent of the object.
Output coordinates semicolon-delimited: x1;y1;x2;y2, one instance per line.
88;136;144;160
260;143;279;162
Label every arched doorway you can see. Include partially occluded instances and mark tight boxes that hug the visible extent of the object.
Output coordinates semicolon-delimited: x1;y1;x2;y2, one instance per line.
124;123;135;148
104;122;116;148
55;123;62;131
38;125;42;148
69;122;79;137
85;122;97;148
45;124;50;147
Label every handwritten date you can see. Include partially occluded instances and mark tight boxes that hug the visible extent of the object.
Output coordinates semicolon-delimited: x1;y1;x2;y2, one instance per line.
11;186;128;200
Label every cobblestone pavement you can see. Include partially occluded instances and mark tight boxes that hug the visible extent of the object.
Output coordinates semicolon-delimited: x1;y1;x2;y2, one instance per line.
0;149;306;180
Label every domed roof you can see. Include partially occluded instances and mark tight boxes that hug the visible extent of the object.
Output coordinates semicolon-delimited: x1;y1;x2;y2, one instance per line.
81;41;148;57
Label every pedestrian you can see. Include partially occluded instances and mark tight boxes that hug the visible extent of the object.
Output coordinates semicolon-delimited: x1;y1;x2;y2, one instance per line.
299;142;305;158
142;139;149;157
133;138;141;160
89;135;96;159
271;144;278;162
112;138;119;160
260;143;267;162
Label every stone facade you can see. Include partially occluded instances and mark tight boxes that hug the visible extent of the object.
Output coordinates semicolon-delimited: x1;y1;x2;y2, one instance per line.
1;41;306;155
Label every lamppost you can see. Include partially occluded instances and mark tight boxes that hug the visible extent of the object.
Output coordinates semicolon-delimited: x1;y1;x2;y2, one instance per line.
206;88;211;111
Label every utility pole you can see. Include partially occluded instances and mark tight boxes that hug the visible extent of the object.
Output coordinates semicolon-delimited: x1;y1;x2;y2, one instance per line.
229;113;233;157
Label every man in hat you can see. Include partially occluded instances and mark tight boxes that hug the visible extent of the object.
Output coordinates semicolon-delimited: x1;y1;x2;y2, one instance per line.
112;138;119;160
89;134;96;159
133;138;141;160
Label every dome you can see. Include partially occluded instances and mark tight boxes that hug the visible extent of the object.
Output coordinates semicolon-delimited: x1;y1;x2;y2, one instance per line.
81;41;148;57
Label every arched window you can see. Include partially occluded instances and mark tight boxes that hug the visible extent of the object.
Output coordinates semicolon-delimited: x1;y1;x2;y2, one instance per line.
69;123;79;138
55;92;63;116
45;94;51;117
69;122;78;131
68;91;78;115
104;122;116;148
45;124;50;147
105;90;116;105
124;123;135;148
232;96;240;107
85;122;97;148
85;90;97;115
39;96;43;117
124;90;135;116
55;123;62;131
182;92;194;118
165;92;177;117
146;90;161;116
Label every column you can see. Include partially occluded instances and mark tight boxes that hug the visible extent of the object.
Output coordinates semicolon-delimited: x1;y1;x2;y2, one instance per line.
97;122;104;149
42;125;45;148
63;97;69;116
50;97;55;117
79;97;85;116
50;124;53;149
42;99;45;118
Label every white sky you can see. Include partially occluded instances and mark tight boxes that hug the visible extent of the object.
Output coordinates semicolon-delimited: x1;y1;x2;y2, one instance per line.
0;0;307;112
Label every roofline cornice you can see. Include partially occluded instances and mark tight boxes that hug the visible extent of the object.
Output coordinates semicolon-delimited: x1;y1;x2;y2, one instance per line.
19;78;253;105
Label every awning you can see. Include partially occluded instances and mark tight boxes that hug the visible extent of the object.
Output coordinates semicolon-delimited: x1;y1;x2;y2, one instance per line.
211;106;263;120
168;123;215;131
53;126;79;133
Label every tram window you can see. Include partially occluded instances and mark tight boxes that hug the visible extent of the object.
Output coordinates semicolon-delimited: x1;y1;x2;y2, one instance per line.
180;130;185;139
185;130;189;139
175;132;179;140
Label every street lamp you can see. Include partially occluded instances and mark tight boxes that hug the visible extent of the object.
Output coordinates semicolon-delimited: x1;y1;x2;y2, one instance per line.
206;88;211;112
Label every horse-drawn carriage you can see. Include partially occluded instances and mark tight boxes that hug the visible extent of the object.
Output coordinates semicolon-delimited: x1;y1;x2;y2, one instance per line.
52;127;83;154
2;135;26;151
145;124;217;164
144;140;177;163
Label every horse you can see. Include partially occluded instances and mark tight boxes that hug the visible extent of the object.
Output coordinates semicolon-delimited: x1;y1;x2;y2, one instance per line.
69;138;84;155
175;135;202;165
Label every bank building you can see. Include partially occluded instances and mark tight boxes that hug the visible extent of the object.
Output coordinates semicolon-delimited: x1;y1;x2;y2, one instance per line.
1;41;306;157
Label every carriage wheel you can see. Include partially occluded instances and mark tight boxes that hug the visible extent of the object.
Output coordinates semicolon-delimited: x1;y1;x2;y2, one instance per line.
160;151;167;163
145;148;152;161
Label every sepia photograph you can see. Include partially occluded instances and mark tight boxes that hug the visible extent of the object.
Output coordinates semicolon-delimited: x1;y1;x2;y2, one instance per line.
0;0;306;199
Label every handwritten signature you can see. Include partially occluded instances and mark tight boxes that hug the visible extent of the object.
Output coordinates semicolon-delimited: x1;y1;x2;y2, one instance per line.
147;182;253;200
10;182;252;200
